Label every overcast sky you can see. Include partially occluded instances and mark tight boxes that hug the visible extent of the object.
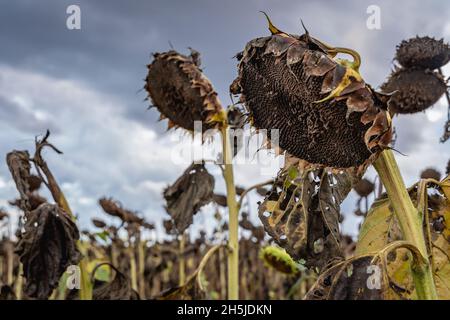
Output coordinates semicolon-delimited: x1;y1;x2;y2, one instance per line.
0;0;449;239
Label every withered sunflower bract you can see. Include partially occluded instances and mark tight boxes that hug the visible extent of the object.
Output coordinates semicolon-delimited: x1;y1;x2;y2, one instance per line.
395;36;450;70
231;19;392;170
381;67;447;114
163;163;214;233
145;50;224;132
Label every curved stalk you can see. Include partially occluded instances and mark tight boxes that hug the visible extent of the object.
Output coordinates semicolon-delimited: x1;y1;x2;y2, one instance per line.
373;149;437;299
220;126;239;300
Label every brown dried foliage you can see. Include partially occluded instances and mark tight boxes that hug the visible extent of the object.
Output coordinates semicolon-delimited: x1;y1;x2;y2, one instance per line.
16;203;81;299
163;163;214;233
258;163;352;270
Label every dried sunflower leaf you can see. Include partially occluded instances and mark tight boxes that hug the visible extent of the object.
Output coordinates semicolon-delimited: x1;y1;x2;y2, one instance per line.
92;263;139;300
16;203;81;299
355;177;450;299
258;165;351;270
6;150;32;211
157;275;206;300
164;163;214;233
305;255;386;300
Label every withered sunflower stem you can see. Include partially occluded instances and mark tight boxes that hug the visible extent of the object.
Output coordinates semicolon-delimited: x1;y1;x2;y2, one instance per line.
179;231;186;286
374;149;437;300
128;244;138;292
14;263;23;300
78;256;92;300
220;125;239;300
138;240;146;299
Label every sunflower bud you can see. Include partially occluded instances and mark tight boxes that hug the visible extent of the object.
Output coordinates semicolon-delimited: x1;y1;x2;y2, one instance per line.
259;246;301;276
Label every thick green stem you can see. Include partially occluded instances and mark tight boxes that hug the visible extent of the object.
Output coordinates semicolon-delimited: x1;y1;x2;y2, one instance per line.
220;126;239;300
374;149;437;300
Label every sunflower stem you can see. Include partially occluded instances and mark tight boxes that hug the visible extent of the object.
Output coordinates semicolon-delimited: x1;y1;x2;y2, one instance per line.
220;126;239;300
179;231;186;286
138;239;146;299
373;149;437;300
128;244;138;292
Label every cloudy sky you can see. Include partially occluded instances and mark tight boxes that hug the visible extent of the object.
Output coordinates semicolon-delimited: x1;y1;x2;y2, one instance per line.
0;0;449;239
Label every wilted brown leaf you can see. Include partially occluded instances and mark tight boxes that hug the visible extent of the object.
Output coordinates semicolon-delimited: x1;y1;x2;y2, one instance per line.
91;263;140;300
164;163;214;233
16;203;81;299
258;163;352;270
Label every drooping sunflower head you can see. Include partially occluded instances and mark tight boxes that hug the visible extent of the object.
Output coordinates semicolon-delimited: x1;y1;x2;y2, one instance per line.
145;49;225;132
420;167;442;181
381;67;447;114
395;36;450;70
231;13;392;172
353;178;375;197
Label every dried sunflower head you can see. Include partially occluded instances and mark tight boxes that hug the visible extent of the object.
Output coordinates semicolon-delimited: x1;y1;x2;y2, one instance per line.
145;49;225;132
381;67;447;114
92;218;107;229
98;197;143;225
231;14;392;171
396;36;450;70
420;167;441;181
28;175;42;193
353;178;375;197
